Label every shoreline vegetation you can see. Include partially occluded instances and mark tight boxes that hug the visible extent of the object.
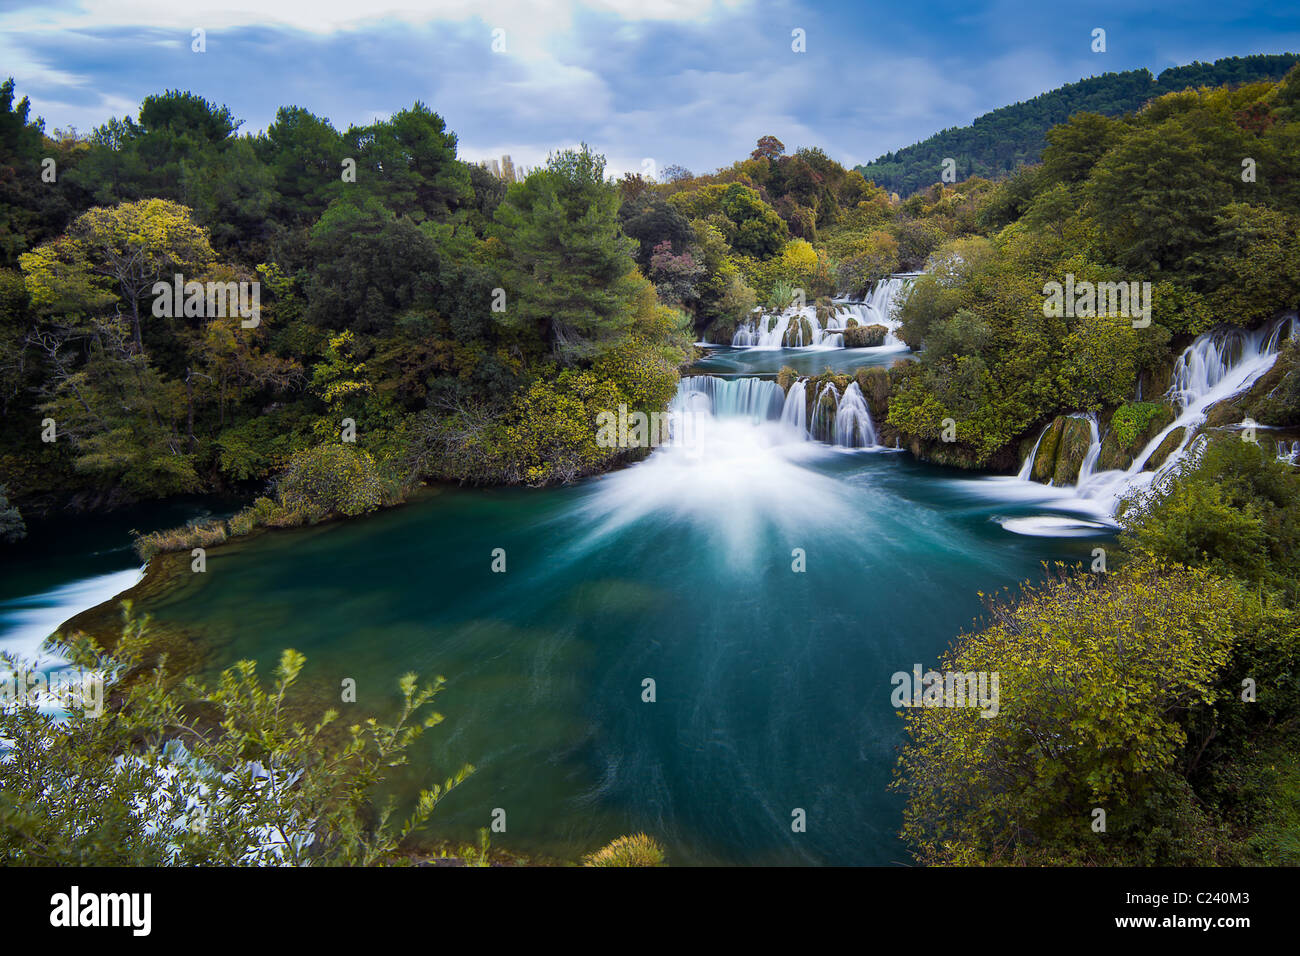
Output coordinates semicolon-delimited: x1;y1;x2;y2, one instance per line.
4;56;1300;525
3;598;666;866
4;56;1300;866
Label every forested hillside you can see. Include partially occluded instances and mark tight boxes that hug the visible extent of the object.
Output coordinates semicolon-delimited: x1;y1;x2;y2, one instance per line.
856;54;1299;196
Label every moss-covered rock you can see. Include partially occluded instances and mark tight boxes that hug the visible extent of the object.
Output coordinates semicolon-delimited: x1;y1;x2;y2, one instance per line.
843;323;888;348
1145;426;1186;471
782;315;814;347
1025;416;1093;484
1053;417;1094;485
904;435;1018;470
1030;417;1065;482
803;368;851;438
854;366;892;420
1098;402;1175;470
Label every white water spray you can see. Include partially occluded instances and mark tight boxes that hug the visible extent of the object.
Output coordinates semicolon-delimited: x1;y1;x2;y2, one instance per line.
730;274;917;349
1014;315;1298;518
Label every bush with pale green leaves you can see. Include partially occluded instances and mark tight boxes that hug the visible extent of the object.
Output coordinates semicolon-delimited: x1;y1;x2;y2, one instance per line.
0;605;473;866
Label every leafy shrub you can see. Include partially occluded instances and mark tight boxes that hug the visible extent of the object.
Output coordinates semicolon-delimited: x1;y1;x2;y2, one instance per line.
276;444;389;521
0;607;472;865
0;484;24;542
1120;437;1300;598
1110;401;1169;449
228;496;278;536
894;564;1260;865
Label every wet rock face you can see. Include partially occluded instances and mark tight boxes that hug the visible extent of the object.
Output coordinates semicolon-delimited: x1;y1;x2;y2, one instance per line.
1029;416;1093;484
1053;417;1094;485
1030;418;1064;483
1145;426;1186;471
854;366;892;419
842;323;888;348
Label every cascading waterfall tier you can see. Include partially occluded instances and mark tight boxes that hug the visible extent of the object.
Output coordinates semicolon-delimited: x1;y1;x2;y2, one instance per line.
833;382;877;447
1015;314;1298;517
672;375;784;421
730;274;917;349
673;374;881;449
780;379;808;432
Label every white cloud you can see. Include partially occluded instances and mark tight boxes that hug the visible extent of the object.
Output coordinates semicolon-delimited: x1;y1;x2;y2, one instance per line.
0;0;750;37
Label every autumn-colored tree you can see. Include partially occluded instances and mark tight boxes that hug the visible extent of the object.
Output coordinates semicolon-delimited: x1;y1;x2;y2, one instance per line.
751;135;785;161
20;199;214;352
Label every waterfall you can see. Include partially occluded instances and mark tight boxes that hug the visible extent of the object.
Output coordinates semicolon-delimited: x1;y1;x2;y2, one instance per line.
1022;314;1299;516
1016;424;1050;480
843;273;919;347
810;382;839;443
781;379;808;433
674;372;884;448
0;566;141;720
833;382;878;447
674;375;784;422
1075;412;1101;484
731;304;843;348
730;273;917;349
672;371;885;451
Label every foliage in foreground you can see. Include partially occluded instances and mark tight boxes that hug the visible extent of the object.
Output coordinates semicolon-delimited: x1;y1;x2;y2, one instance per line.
0;606;473;866
134;442;402;560
582;832;667;867
895;440;1300;865
1119;438;1300;600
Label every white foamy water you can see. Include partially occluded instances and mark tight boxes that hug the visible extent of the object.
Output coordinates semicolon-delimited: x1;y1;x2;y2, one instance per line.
1001;314;1298;533
1;567;139;718
0;567;141;666
580;409;850;559
997;515;1115;537
730;274;917;350
674;373;887;450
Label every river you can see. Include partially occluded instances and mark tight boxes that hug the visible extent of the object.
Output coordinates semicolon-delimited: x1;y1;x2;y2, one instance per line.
1;328;1113;864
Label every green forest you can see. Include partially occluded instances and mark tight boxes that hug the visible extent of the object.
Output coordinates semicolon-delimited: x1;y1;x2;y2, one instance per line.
856;54;1300;196
2;55;1300;868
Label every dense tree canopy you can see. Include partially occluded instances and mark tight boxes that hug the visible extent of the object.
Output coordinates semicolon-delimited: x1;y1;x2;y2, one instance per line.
857;54;1299;196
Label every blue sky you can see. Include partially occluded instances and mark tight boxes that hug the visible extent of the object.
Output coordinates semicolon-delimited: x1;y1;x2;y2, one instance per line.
2;0;1297;176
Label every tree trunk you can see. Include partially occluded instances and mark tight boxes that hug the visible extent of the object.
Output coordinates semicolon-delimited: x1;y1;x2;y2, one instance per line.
131;297;143;354
185;368;196;452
